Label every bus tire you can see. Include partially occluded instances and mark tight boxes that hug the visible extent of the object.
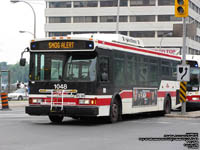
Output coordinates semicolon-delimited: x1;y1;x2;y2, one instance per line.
49;115;64;123
164;97;171;114
109;98;120;123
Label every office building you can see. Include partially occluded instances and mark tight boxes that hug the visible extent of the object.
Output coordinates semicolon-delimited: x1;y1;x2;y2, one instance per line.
45;0;200;54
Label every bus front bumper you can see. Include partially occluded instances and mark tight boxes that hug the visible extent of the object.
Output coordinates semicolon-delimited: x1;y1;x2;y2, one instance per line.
25;105;99;117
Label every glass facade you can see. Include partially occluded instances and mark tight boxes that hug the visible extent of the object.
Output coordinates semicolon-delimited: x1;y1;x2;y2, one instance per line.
130;15;155;22
74;16;97;23
130;0;156;6
74;1;98;7
49;2;71;8
49;17;71;23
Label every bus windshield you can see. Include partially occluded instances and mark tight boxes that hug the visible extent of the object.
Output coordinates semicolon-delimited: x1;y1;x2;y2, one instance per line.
187;67;200;91
30;52;97;82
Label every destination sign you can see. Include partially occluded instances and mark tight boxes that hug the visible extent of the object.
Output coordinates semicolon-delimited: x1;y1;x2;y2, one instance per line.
31;40;94;50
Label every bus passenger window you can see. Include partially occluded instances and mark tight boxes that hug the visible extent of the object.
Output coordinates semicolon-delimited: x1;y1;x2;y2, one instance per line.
34;54;38;80
100;57;109;81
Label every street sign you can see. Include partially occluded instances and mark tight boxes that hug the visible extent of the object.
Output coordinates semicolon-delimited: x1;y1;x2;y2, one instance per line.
179;81;187;102
177;65;190;81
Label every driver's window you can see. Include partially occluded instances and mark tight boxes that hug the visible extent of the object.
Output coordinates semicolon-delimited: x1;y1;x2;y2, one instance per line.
99;57;109;81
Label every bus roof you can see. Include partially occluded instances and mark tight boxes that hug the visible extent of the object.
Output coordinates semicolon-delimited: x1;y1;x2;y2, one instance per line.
70;33;144;47
31;33;181;60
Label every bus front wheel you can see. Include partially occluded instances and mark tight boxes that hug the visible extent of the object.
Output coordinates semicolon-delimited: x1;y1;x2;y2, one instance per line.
49;115;64;123
109;99;120;123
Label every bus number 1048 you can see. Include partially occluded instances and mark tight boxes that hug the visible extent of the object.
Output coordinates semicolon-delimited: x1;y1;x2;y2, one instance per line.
54;84;68;90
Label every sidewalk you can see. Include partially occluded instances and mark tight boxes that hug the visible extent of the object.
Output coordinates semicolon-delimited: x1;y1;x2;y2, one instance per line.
7;101;28;107
166;111;200;118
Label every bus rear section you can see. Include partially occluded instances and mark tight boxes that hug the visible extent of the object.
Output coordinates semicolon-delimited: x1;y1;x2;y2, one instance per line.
25;34;181;123
186;55;200;106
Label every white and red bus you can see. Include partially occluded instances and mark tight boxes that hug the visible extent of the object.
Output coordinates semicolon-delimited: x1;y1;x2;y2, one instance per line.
22;34;181;123
186;55;200;105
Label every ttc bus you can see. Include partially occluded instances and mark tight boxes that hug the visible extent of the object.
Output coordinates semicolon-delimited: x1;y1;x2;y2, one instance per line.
23;34;181;123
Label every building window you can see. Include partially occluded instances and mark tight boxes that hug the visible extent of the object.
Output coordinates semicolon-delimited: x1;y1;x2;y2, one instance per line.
158;15;182;22
100;16;128;22
74;1;98;8
100;0;128;7
74;16;97;23
49;2;71;8
100;16;116;22
130;31;155;37
119;31;128;35
119;16;128;22
99;31;116;34
157;31;173;37
130;15;155;22
120;0;128;6
73;31;97;34
49;17;71;23
49;32;71;37
158;0;174;6
130;0;155;6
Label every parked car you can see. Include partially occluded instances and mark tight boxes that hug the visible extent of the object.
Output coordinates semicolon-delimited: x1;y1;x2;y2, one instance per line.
8;88;28;101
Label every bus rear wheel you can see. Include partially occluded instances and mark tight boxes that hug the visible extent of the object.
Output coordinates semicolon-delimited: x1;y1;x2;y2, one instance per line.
49;115;64;123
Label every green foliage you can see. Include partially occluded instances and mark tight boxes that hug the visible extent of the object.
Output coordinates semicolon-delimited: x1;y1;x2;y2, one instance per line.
0;62;29;84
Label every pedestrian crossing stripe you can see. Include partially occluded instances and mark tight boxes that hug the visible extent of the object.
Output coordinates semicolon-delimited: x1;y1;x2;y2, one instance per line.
179;81;187;102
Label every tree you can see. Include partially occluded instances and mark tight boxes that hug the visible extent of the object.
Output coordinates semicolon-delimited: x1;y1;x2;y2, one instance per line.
0;62;29;84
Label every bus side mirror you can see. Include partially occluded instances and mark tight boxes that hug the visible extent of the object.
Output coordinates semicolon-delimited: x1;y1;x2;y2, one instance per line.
20;58;26;66
19;47;30;66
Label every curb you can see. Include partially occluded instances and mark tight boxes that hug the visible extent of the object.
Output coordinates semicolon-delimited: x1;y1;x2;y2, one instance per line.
165;112;200;118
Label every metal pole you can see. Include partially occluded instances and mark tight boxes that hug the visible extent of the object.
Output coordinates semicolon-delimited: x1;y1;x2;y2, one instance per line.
159;32;172;50
116;0;120;34
22;1;36;39
11;0;36;38
19;30;34;37
181;17;187;115
8;71;11;93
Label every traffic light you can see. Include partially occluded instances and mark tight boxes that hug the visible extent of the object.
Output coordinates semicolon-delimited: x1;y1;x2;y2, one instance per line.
175;0;189;17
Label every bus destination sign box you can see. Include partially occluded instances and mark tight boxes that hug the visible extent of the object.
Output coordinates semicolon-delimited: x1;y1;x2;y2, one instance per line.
31;40;94;50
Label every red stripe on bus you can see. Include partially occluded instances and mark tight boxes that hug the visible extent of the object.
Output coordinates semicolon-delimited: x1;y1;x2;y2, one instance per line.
119;91;177;99
96;98;111;105
157;91;176;97
30;97;112;106
120;91;133;99
98;40;181;60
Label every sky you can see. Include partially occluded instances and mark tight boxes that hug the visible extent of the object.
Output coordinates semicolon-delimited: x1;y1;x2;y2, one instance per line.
0;0;45;64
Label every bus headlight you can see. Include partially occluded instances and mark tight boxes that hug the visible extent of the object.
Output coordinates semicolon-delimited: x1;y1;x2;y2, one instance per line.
192;97;200;101
32;98;43;104
79;99;90;105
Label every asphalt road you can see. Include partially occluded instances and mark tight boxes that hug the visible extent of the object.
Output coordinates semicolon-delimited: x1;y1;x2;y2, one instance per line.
0;107;199;150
